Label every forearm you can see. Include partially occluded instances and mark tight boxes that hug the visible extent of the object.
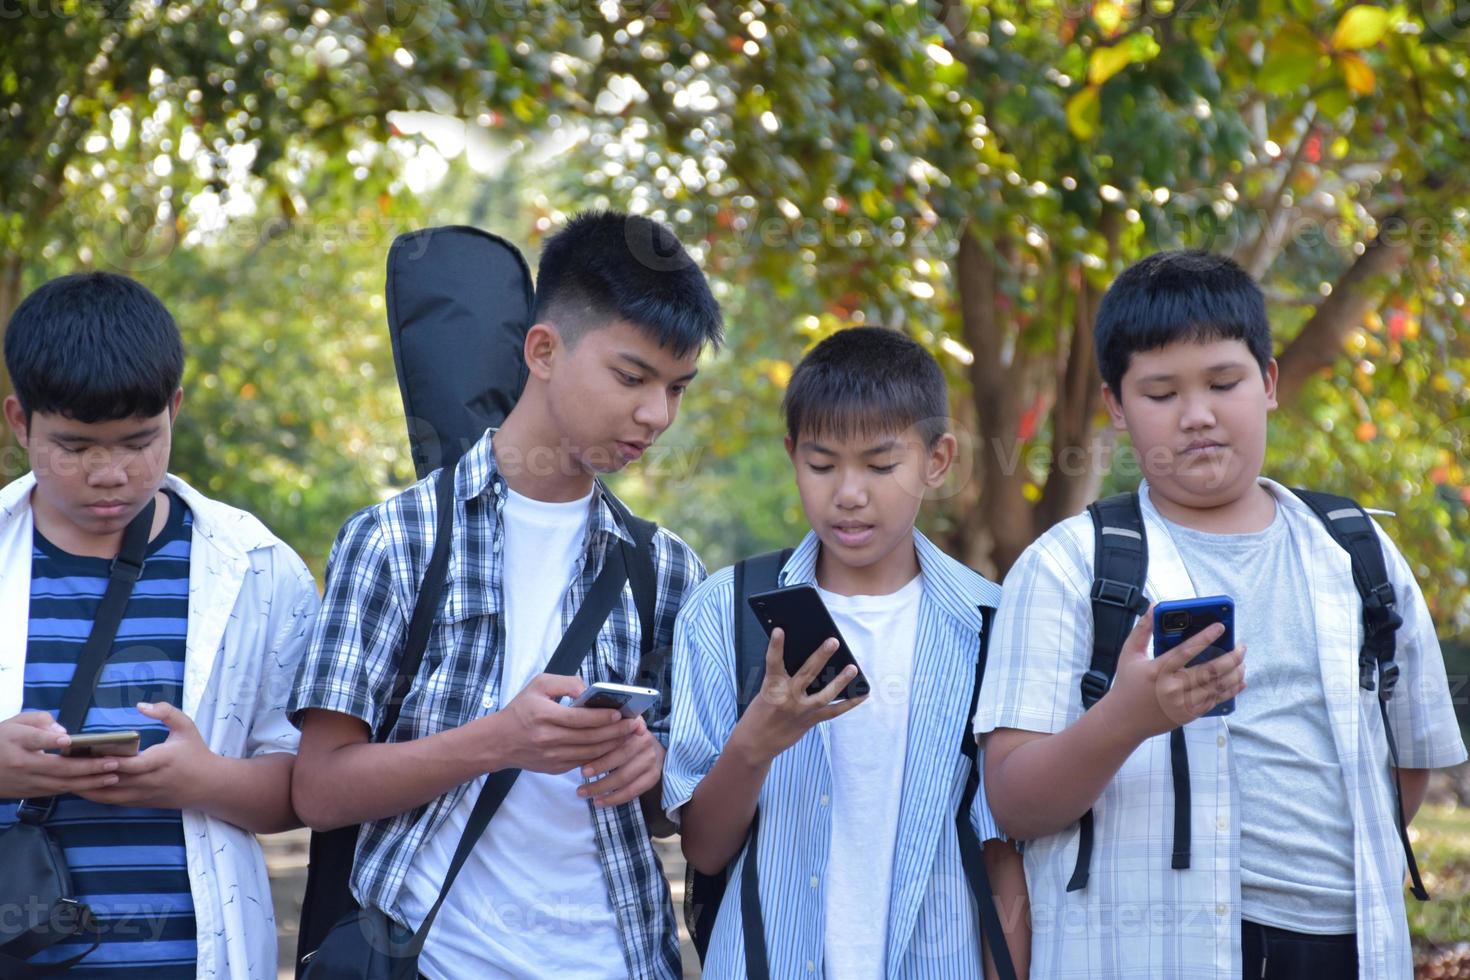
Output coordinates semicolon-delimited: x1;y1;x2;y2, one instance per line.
983;840;1031;980
680;725;772;875
987;698;1149;840
294;714;508;831
1397;767;1430;824
196;751;300;835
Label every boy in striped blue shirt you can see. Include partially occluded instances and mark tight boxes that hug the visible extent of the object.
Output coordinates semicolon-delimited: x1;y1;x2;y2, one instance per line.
0;272;318;978
664;327;1029;978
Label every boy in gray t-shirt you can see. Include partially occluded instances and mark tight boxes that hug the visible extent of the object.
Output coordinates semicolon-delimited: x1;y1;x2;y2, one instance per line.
974;250;1466;980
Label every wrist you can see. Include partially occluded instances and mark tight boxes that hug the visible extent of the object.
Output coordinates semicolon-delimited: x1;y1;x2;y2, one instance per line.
726;714;776;773
465;712;511;774
1092;689;1158;751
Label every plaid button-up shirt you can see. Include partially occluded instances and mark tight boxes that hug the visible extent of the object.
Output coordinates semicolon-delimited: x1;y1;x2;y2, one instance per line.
289;429;705;979
973;478;1466;979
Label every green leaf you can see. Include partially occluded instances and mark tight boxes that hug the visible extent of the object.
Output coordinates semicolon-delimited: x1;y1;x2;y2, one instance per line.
1259;24;1323;93
1331;5;1390;50
1066;85;1101;139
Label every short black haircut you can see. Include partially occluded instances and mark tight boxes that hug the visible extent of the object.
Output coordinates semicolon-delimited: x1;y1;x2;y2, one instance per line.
1094;250;1272;393
783;326;950;447
5;271;184;423
532;210;723;357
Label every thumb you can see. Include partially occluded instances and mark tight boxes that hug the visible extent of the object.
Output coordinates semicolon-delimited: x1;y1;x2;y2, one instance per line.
1118;605;1156;663
138;701;193;734
528;674;587;700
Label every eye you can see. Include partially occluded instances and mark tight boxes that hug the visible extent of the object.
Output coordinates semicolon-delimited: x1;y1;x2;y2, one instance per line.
1210;381;1240;392
808;464;834;474
670;384;687;397
615;370;641;386
1143;392;1175;403
870;464;899;474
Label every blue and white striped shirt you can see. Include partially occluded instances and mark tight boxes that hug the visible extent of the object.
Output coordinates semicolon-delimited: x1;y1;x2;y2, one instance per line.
664;529;1004;978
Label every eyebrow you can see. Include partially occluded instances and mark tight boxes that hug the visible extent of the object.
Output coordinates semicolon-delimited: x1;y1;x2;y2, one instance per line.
800;438;901;458
53;425;162;445
1136;361;1251;384
617;352;698;384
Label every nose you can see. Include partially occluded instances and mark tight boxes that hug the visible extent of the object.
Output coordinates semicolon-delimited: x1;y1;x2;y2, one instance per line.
632;388;672;434
1179;391;1217;431
835;469;869;510
83;447;128;488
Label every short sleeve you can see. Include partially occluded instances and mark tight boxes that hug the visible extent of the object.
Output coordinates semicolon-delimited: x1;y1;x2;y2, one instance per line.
973;519;1096;739
661;567;740;823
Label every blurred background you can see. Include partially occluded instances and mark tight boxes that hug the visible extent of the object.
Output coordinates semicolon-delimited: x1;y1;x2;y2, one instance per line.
2;0;1469;973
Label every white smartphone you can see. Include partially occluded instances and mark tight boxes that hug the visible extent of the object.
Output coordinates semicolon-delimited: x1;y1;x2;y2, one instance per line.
562;682;661;719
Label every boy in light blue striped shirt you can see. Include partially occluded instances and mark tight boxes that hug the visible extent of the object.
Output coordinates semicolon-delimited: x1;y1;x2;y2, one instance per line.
664;327;1029;979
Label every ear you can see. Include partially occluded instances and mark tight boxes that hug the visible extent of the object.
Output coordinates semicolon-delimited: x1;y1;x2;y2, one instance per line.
523;322;562;383
1262;358;1279;411
3;395;29;449
922;432;958;489
784;434;796;463
167;388;183;423
1101;383;1128;432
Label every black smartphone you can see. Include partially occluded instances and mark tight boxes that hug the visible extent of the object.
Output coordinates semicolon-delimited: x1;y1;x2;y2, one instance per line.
746;585;868;701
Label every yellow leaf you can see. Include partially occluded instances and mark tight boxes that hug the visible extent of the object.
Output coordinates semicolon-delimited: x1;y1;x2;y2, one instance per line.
1066;86;1101;140
1339;52;1376;94
763;359;793;388
1089;45;1135;85
1331;5;1389;50
1093;0;1125;35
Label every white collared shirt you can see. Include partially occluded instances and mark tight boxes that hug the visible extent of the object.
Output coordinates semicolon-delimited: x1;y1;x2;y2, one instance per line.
0;472;320;980
973;478;1466;979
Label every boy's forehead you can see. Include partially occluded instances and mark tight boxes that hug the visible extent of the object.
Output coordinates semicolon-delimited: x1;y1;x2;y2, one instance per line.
796;425;920;455
33;410;167;438
1125;337;1258;376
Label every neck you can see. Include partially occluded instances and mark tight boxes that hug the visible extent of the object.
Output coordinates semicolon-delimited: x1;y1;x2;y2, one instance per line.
815;535;921;596
492;403;597;503
31;488;171;560
1148;481;1277;534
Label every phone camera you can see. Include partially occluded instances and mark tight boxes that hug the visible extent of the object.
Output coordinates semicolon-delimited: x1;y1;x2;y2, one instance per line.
1161;610;1191;632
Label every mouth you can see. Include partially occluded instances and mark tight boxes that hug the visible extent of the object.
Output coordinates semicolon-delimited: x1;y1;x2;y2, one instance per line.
830;522;876;548
1180;440;1227;457
87;501;130;518
615;440;648;462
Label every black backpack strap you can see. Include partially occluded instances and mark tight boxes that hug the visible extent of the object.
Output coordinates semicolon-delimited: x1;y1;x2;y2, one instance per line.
376;462;457;743
730;548;792;980
599;487;661;683
1290;489;1427;900
16;497;156;826
958;603;1018;980
1070;492;1153;892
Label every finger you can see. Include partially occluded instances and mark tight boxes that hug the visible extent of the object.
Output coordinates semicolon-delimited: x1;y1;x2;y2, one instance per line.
1120;605;1156;659
113;752;164;776
54;773;124;796
526;674;588;701
37;754;123;779
137;701;192;733
589;756;658;807
763;628;787;677
545;702;626;730
1180;643;1243;688
13;724;69;753
1156;623;1227;674
580;735;646;782
790;638;840;693
10;710;64;732
815;693;870;724
807;662;859;706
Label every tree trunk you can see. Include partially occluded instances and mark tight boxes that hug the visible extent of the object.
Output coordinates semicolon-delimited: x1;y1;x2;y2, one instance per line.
955;226;1036;578
1275;214;1413;405
1034;265;1108;533
0;252;21;476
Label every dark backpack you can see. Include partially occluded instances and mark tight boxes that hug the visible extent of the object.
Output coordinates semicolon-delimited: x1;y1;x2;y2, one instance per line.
294;227;663;975
683;550;1018;980
1067;489;1428;901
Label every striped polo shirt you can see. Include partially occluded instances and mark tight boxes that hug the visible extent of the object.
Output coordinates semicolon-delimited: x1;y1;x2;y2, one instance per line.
0;490;197;976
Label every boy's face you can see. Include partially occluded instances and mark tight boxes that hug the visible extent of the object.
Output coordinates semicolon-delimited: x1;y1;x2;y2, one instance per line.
539;319;699;474
1103;338;1277;515
786;424;955;578
4;392;180;547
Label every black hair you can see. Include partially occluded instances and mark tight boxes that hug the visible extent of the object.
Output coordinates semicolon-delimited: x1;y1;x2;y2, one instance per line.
1094;250;1272;393
4;271;184;423
532;210;723;357
783;326;950;447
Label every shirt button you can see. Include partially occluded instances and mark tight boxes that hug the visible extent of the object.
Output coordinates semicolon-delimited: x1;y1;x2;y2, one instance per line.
819;794;830;807
1217;735;1226;748
1217;817;1228;831
806;961;816;973
810;875;819;889
1216;904;1227;916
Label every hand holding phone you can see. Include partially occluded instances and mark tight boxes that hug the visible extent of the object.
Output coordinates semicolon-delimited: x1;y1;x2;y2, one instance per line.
1153;597;1237;718
561;682;661;719
747;585;868;701
59;730;141;758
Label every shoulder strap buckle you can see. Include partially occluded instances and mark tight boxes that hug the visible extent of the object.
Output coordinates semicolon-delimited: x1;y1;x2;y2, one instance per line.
1090;577;1144;612
1080;669;1111;708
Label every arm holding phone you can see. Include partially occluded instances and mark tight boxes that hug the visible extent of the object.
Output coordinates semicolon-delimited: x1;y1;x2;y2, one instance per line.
680;628;866;875
985;607;1245;841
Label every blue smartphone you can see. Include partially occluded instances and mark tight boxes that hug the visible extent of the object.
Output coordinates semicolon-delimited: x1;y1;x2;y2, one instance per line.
1153;596;1236;717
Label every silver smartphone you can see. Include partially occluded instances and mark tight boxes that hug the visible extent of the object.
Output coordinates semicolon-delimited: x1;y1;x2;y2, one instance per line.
564;682;661;719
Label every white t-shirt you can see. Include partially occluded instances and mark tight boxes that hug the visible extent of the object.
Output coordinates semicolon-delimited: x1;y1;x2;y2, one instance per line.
818;574;924;980
399;487;627;979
